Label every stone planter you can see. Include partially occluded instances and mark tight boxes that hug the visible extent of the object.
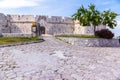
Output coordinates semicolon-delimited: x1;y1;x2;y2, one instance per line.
58;37;120;47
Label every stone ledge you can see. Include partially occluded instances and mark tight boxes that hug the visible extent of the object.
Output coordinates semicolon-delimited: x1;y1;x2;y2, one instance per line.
0;39;44;48
57;37;120;47
2;33;32;37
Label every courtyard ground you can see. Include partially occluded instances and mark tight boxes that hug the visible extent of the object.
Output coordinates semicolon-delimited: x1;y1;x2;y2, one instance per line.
0;36;120;80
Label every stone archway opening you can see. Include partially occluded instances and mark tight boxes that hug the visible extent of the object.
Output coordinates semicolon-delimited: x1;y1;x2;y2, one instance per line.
40;26;45;34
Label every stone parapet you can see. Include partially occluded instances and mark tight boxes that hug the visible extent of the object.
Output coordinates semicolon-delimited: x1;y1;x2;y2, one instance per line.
2;33;32;37
36;15;73;24
7;15;35;22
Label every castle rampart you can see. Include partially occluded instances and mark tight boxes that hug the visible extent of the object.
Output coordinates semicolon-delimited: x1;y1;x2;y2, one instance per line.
0;13;106;37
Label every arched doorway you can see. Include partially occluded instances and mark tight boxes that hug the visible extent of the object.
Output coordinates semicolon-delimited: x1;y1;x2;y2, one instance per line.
40;26;45;34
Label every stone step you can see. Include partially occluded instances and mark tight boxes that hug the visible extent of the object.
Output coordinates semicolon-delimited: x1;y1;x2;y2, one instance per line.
42;34;53;37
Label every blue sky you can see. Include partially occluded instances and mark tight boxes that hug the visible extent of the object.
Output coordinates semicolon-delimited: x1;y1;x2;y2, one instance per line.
0;0;120;37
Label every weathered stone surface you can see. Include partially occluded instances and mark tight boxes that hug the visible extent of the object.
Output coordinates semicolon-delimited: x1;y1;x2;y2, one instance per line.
0;13;8;33
58;37;120;47
7;15;35;34
74;20;106;35
0;36;120;80
2;33;32;37
7;15;35;22
36;15;74;35
0;13;7;26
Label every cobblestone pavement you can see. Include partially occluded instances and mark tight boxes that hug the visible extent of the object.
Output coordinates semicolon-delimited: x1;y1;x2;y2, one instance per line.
0;36;120;80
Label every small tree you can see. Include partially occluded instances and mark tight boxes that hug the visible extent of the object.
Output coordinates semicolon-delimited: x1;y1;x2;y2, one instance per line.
72;5;91;26
72;4;101;35
101;10;118;29
88;4;102;35
72;4;118;35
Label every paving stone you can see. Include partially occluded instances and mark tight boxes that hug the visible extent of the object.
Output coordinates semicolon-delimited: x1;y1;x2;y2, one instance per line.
14;77;23;80
0;36;120;80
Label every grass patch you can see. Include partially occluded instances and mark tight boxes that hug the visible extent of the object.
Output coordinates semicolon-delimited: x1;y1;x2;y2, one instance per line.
0;37;40;45
56;34;99;38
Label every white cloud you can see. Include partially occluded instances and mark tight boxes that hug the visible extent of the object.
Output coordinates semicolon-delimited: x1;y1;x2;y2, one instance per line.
117;20;120;26
101;1;111;5
96;0;113;5
0;0;43;8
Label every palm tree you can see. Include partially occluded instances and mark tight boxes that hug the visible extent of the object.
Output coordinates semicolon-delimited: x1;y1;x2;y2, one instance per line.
101;10;118;29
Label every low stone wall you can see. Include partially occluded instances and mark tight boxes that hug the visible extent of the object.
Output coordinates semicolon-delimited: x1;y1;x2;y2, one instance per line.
2;33;32;37
58;37;120;47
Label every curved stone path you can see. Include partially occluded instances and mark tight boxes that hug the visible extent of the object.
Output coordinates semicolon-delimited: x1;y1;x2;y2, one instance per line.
0;36;120;80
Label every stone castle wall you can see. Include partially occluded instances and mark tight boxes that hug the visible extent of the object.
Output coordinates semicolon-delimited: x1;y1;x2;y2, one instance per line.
74;20;106;35
58;37;119;47
6;15;35;34
0;13;106;36
0;13;8;34
36;15;74;35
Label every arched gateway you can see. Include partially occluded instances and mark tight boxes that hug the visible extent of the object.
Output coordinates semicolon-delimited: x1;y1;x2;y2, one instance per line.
40;26;45;34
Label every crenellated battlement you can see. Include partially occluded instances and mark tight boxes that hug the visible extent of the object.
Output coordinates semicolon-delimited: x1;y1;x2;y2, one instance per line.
6;14;73;24
7;14;73;24
7;15;35;22
36;15;73;24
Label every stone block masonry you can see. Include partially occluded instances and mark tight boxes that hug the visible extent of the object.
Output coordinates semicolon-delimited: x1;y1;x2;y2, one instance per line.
0;13;106;37
74;20;106;35
1;36;120;80
36;16;74;35
0;13;8;35
58;37;120;47
7;15;35;34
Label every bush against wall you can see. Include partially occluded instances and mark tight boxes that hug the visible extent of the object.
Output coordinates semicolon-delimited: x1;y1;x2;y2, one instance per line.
95;29;114;39
72;4;118;35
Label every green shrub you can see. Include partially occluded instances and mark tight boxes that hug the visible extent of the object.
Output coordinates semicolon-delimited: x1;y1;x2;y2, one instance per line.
56;34;99;38
95;29;114;39
0;37;40;45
